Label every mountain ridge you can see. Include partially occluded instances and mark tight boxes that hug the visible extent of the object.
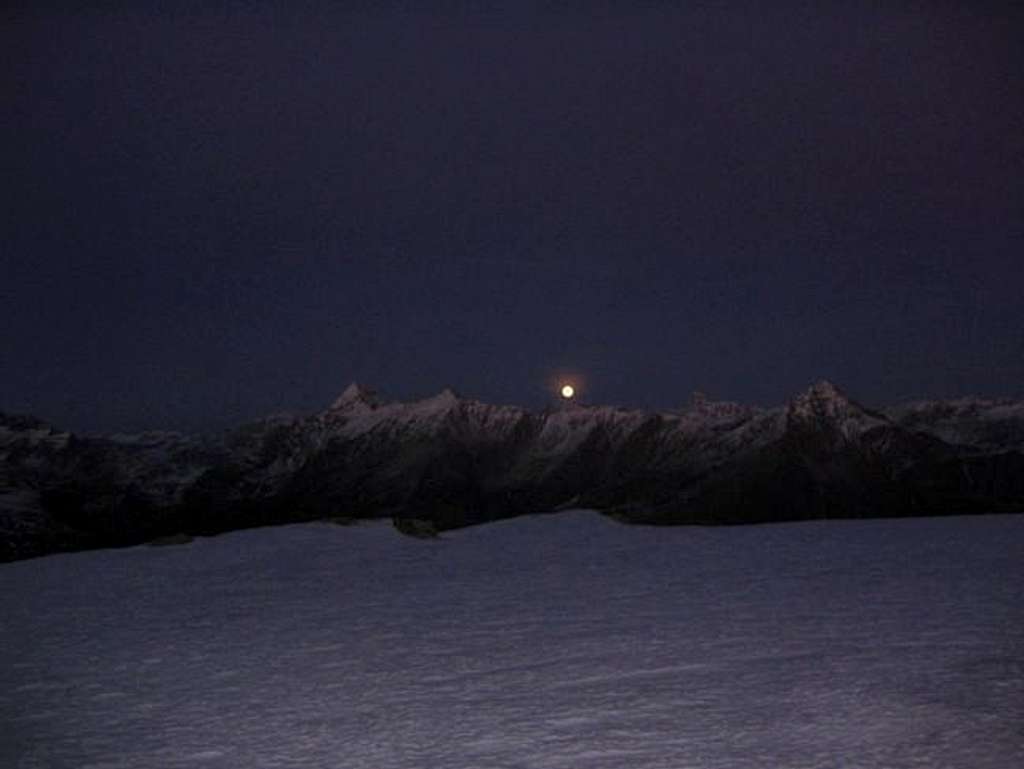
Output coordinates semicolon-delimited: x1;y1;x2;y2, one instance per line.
2;381;1023;562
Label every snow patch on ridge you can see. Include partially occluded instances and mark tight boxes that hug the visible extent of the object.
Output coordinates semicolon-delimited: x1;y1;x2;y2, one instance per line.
886;397;1024;451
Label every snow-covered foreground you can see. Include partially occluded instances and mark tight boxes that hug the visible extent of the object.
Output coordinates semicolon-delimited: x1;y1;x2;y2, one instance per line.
2;512;1022;768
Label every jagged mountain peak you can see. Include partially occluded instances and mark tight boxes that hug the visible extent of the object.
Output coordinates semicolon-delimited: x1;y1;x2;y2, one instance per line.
789;380;856;413
803;379;847;401
686;392;756;420
329;382;382;411
787;380;889;438
408;388;463;416
432;387;462;403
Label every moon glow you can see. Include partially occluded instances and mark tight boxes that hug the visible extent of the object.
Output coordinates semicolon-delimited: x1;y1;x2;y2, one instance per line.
560;384;575;399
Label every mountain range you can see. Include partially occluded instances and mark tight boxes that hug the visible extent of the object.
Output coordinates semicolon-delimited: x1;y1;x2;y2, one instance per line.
2;381;1023;562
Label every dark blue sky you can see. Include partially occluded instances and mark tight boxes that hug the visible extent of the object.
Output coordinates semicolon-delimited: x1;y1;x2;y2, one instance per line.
3;2;1022;433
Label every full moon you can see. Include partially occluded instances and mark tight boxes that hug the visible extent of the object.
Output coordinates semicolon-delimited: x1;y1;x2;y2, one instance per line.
560;384;575;399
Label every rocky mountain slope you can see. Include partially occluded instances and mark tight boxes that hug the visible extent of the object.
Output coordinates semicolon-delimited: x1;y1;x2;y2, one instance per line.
2;381;1023;561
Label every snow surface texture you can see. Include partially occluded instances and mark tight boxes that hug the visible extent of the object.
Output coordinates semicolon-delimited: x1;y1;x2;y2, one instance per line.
2;512;1022;769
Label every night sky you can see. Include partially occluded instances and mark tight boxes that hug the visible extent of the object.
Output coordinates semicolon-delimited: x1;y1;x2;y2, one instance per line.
3;2;1022;433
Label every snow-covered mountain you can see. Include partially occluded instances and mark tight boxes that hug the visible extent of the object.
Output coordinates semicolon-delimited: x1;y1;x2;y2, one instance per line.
2;381;1023;561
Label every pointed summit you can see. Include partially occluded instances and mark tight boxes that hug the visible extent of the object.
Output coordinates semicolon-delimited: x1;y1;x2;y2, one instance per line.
329;382;381;411
804;379;847;401
434;387;461;403
789;380;854;418
402;388;466;421
416;387;462;410
787;380;888;437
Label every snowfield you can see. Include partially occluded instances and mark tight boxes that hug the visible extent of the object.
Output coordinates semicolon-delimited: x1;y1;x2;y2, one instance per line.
2;511;1022;768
